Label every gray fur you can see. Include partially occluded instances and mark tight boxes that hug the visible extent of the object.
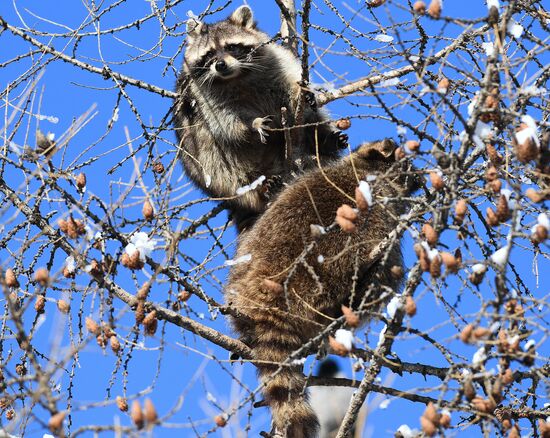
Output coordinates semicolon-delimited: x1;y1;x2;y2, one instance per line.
174;6;346;231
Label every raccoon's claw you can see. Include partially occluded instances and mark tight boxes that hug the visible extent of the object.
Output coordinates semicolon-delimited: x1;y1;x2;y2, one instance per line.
252;116;272;144
303;89;318;111
261;175;284;201
336;131;349;149
298;79;318;111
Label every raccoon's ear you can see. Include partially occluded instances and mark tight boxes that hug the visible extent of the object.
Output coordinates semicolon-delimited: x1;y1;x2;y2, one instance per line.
186;18;203;39
230;5;255;29
356;139;397;161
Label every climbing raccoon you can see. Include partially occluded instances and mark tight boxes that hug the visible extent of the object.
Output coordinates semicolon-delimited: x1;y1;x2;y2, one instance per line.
174;5;347;231
226;140;418;437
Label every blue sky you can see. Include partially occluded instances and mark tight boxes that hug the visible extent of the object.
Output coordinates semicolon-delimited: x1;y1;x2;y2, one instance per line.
0;0;548;437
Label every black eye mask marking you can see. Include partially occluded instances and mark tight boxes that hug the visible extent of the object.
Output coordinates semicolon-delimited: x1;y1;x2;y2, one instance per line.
224;43;254;58
190;49;216;76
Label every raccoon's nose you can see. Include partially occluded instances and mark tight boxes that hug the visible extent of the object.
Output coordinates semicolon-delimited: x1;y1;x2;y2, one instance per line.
215;60;228;73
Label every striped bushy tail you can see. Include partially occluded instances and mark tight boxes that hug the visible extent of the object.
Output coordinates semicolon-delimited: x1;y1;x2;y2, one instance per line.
253;328;319;438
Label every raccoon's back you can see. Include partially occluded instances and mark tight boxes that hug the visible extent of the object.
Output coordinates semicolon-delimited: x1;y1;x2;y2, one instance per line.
229;162;403;322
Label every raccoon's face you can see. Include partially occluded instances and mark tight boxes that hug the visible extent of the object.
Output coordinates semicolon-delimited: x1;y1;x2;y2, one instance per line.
184;6;270;84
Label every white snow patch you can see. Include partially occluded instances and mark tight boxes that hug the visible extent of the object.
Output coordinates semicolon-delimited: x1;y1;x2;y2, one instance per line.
358;181;373;207
375;34;394;43
500;188;512;200
537;213;550;230
521;85;546;96
317;255;325;264
507;334;519;345
236;175;266;196
472;263;487;274
291;357;307;365
507;20;524;38
84;225;94;241
224;253;252;266
379;78;400;87
334;329;354;352
490;246;509;267
514;211;522;231
65;256;76;274
472;347;487;367
379;398;391;409
500;188;516;210
482;42;495;57
36;114;59;124
8;141;22;155
396;424;419;438
421;241;439;261
489;322;500;333
487;0;500;9
93;232;104;250
515;115;540;147
377;325;388;348
396;126;407;136
125;232;156;261
310;224;326;235
468;94;479;116
475;121;492;139
472;121;493;149
112;107;119;122
386;296;403;319
524;339;536;350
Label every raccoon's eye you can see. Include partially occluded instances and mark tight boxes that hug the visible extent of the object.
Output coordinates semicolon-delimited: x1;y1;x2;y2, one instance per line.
200;49;216;65
225;43;242;53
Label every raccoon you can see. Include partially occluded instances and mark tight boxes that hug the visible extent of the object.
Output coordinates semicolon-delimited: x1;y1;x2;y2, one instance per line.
174;6;347;231
225;140;418;437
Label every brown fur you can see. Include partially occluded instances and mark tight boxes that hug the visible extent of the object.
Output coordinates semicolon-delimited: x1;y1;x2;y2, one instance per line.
226;140;418;437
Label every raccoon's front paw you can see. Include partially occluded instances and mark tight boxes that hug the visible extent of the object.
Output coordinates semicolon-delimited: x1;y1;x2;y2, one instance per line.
252;116;272;144
336;130;349;149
